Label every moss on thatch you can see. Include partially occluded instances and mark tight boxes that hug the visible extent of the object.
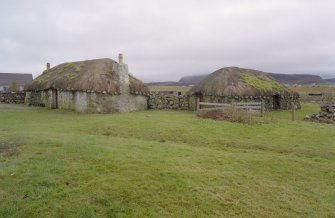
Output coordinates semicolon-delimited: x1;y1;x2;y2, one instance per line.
189;67;298;97
240;72;286;92
26;58;149;95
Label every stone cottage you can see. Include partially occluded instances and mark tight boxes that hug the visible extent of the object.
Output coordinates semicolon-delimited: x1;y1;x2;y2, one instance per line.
188;67;300;110
25;54;149;113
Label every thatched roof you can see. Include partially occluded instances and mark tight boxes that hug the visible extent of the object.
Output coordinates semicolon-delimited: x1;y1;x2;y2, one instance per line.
26;58;149;95
189;67;298;97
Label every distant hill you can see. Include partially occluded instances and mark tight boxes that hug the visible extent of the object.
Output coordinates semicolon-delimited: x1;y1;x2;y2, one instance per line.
178;73;332;85
146;81;189;86
325;78;335;83
178;75;207;85
267;73;326;85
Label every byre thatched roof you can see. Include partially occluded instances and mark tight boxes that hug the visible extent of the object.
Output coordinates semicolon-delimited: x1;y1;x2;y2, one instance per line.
189;67;298;97
26;58;149;95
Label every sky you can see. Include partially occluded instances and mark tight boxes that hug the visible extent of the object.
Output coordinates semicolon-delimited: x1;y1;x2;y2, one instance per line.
1;0;335;82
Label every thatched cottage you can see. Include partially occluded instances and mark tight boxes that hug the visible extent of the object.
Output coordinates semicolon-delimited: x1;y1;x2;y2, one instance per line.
189;67;300;110
25;55;149;113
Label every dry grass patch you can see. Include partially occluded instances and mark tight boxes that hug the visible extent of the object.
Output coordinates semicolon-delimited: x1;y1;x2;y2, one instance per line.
197;107;256;124
0;142;21;158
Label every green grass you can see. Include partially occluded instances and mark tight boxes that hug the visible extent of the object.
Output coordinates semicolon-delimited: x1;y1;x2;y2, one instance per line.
0;103;334;217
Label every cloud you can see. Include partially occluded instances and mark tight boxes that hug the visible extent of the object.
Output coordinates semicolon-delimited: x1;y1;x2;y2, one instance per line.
0;0;335;81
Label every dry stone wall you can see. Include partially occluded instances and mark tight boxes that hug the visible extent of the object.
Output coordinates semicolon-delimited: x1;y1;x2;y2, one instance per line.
0;92;26;104
304;102;335;123
279;96;301;110
201;96;272;109
148;93;300;111
148;93;196;110
25;90;52;107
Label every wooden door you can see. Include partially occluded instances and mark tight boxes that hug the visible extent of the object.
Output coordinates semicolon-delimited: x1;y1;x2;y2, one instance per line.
51;89;58;109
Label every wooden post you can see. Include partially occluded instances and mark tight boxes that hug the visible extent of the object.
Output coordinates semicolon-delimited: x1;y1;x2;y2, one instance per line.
291;102;295;121
196;97;200;111
261;101;264;117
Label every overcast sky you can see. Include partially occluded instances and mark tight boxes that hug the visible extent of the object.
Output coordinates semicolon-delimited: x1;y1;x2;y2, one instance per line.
1;0;335;82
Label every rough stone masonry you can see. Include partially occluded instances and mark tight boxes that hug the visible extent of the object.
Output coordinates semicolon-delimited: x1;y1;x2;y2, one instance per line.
304;101;335;123
0;92;26;104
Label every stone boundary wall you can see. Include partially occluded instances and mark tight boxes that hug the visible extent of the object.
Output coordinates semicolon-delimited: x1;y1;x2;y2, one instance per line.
201;96;272;109
148;93;196;110
0;92;26;104
148;93;301;111
304;102;335;123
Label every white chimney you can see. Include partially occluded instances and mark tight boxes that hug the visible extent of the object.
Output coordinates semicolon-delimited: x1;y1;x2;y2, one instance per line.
118;53;123;64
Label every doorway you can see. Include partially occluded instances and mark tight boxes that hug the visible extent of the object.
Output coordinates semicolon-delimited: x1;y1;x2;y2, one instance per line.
273;94;280;110
51;89;58;109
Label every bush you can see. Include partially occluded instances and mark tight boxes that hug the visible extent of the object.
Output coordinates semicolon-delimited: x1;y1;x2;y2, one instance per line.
9;82;19;92
197;107;255;124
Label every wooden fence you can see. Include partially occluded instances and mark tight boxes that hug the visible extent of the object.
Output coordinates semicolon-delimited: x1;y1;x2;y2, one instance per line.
197;101;265;116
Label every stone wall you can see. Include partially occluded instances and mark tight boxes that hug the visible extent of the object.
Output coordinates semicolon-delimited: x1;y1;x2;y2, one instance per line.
0;92;26;104
26;90;300;113
304;102;335;123
279;96;301;110
148;93;300;111
25;90;53;107
148;93;196;110
200;96;272;109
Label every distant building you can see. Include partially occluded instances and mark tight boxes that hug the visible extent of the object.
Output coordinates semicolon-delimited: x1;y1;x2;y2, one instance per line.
0;73;33;92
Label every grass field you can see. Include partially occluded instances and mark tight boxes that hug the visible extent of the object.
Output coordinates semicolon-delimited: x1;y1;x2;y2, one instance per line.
0;103;334;217
291;85;335;102
291;85;335;95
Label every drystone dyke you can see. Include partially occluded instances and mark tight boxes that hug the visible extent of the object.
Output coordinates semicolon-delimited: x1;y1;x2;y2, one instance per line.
0;92;26;104
304;102;335;123
148;93;300;111
148;93;196;110
201;96;272;109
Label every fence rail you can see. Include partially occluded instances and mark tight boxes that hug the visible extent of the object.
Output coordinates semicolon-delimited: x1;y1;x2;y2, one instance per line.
197;101;265;115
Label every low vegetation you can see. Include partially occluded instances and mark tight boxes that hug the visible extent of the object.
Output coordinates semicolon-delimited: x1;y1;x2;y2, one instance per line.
0;103;334;217
197;107;255;124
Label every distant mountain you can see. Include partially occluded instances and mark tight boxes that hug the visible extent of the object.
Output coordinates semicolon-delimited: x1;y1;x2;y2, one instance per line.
146;81;189;86
178;73;331;85
178;75;207;85
267;73;326;85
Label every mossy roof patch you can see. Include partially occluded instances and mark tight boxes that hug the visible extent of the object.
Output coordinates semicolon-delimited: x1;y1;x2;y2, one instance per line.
240;72;286;92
